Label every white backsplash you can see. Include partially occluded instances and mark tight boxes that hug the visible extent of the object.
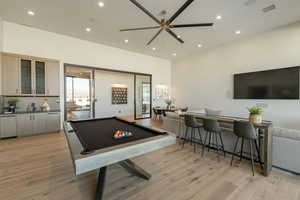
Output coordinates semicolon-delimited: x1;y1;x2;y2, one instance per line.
3;96;60;112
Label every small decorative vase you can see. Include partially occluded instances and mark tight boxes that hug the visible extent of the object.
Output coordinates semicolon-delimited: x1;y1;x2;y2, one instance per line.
249;114;262;123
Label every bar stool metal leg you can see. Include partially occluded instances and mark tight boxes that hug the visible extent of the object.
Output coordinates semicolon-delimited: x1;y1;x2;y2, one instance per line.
231;137;240;166
197;128;203;145
249;140;255;176
190;128;193;145
192;128;197;153
202;131;208;157
254;140;263;170
219;133;226;157
240;138;244;161
208;132;212;152
215;133;220;162
182;127;189;149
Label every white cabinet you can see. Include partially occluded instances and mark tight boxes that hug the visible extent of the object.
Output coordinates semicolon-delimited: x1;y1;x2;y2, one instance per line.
33;113;47;134
1;53;60;96
46;112;61;132
17;113;47;137
0;115;17;138
16;114;33;137
16;112;60;137
46;61;60;96
2;55;20;95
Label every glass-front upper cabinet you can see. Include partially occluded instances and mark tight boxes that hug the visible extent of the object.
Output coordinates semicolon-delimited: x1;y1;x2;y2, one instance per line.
20;59;46;95
35;61;46;94
21;59;32;94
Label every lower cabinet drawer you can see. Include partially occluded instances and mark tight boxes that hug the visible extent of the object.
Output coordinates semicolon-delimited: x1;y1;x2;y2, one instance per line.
0;116;17;138
46;113;61;133
17;114;33;137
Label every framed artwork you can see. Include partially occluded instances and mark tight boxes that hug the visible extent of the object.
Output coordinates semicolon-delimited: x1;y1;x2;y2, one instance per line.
112;87;128;104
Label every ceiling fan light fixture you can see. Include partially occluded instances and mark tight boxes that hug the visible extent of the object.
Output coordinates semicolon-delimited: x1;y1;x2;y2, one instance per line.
122;0;212;45
27;10;35;16
152;47;156;51
197;44;202;48
86;27;91;32
124;39;129;43
216;15;222;20
235;30;241;35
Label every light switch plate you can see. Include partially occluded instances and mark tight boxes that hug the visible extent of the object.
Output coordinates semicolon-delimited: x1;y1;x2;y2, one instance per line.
256;103;268;108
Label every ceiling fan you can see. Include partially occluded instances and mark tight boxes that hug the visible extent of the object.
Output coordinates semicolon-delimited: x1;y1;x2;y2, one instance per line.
120;0;214;45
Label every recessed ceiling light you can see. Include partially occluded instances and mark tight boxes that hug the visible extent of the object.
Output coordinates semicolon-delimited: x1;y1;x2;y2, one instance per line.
27;10;35;16
124;39;129;43
172;53;177;56
235;30;241;34
197;44;202;48
86;27;91;32
152;47;156;51
216;15;222;20
98;2;104;7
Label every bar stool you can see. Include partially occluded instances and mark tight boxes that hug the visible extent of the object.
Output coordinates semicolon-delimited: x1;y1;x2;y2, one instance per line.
231;121;263;176
202;119;226;160
153;108;163;120
182;115;204;153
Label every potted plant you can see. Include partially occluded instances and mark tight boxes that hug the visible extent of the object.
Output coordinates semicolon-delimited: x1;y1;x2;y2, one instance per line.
7;97;19;113
165;99;172;110
247;106;263;123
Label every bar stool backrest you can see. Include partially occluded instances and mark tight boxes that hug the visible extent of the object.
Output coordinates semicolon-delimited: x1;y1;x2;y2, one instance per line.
153;108;162;115
181;107;188;112
233;121;257;140
184;115;199;128
203;118;221;132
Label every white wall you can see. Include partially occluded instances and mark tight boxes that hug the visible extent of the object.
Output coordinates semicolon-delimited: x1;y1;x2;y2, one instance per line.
172;22;300;129
95;70;134;118
2;21;171;120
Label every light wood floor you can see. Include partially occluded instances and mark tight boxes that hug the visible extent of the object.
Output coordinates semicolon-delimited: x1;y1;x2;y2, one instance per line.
1;120;300;200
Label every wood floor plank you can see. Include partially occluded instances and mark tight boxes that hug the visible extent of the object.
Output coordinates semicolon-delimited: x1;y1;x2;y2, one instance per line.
1;119;300;200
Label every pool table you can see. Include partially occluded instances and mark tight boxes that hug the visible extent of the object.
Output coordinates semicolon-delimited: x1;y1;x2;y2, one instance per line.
63;117;176;200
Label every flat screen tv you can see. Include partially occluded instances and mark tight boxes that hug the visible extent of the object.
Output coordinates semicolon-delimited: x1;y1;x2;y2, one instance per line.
234;67;300;99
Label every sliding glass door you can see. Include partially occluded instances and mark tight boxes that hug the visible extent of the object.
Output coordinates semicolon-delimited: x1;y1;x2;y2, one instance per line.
64;64;152;121
134;74;152;120
65;66;93;120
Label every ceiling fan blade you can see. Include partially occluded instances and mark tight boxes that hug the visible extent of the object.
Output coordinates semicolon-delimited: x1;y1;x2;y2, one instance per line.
147;28;163;45
120;26;160;32
167;0;194;24
165;29;184;44
170;23;214;28
129;0;161;24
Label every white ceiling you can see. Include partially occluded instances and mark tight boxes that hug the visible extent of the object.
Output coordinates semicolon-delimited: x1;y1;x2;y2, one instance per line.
0;0;300;60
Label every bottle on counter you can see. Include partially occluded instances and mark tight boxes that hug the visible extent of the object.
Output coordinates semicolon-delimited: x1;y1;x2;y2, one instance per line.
41;99;50;112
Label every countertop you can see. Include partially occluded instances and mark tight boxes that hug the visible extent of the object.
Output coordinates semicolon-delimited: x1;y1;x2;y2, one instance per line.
0;110;61;116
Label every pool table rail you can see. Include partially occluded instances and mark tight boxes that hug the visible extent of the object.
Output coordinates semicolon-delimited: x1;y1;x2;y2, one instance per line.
63;120;176;176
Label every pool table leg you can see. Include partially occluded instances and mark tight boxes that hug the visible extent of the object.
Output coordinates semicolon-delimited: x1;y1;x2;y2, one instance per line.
119;159;152;180
96;167;107;200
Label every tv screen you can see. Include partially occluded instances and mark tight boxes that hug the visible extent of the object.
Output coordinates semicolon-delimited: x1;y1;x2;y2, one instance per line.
234;67;300;99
